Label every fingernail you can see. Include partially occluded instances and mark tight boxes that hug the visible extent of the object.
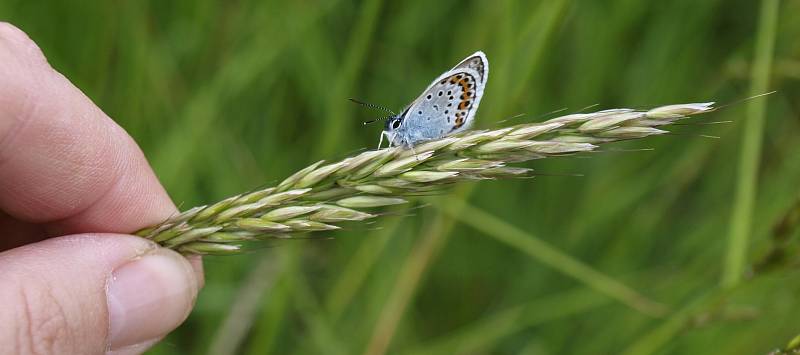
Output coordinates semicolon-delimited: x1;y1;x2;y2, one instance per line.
106;248;198;350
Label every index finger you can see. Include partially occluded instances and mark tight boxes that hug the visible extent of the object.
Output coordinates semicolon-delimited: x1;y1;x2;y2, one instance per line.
0;23;176;236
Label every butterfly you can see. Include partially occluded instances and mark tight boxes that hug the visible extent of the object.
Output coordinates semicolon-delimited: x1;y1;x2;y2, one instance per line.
376;51;489;148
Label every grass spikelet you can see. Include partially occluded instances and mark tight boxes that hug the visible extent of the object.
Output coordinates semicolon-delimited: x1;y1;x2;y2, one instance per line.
136;102;719;254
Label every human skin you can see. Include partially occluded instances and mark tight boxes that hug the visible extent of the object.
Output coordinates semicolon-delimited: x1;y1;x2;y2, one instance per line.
0;22;203;355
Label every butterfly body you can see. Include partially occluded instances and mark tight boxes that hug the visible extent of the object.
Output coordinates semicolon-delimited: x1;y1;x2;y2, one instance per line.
381;51;489;148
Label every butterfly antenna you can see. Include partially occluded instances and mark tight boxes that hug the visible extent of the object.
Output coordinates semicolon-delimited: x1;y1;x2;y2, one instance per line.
363;115;393;125
348;98;396;115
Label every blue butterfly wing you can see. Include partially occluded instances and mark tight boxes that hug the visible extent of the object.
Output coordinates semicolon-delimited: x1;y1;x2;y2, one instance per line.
400;52;489;145
386;52;489;147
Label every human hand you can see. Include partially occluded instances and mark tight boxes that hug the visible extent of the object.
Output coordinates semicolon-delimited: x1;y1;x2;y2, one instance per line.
0;23;203;355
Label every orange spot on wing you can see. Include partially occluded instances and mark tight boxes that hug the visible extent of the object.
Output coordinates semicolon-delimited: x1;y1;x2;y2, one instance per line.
454;115;465;128
447;74;475;130
456;76;473;111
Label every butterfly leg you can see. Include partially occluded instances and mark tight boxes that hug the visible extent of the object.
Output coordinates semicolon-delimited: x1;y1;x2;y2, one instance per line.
377;132;386;150
400;137;420;160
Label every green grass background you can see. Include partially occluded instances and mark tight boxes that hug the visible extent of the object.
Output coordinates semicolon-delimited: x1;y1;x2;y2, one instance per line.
3;0;800;354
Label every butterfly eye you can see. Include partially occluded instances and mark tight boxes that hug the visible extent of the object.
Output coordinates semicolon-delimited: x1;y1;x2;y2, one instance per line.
392;120;401;129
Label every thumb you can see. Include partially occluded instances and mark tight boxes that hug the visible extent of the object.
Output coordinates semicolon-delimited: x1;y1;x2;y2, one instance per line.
0;234;202;355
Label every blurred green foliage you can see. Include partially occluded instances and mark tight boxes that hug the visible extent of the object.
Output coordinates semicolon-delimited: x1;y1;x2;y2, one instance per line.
2;0;799;354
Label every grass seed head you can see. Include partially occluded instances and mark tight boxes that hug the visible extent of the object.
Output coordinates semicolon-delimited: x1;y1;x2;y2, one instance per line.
136;102;720;254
